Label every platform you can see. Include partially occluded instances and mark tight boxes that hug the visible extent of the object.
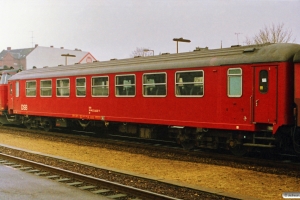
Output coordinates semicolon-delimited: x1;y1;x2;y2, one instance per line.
0;165;109;200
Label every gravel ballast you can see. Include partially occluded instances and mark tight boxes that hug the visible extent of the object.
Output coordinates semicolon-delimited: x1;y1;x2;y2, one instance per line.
0;129;299;200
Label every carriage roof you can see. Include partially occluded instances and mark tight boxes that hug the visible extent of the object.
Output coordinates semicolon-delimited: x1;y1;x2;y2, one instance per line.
9;43;300;81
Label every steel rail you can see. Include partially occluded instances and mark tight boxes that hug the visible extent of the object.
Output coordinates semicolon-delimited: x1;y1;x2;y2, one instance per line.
0;152;180;200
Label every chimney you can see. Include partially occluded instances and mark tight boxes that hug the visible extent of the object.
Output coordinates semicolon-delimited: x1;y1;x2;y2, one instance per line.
7;47;11;51
35;44;38;48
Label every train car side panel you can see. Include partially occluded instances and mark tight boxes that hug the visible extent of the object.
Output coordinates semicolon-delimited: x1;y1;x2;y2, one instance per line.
0;85;8;113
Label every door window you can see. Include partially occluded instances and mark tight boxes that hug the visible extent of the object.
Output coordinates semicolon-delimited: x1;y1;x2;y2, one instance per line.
259;70;268;93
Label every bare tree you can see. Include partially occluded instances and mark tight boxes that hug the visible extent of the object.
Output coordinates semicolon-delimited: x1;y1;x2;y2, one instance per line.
130;47;153;58
245;23;295;45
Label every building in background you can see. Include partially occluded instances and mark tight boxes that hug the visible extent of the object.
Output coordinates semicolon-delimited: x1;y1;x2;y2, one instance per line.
0;45;97;70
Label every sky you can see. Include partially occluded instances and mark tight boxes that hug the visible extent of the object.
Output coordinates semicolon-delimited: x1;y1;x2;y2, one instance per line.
0;0;299;61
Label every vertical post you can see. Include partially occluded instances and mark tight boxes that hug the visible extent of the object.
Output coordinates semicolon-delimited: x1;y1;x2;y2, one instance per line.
173;38;191;54
61;54;76;66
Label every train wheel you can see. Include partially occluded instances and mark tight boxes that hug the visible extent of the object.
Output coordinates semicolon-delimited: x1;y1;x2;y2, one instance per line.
229;144;247;156
181;140;195;150
228;139;247;156
24;122;31;129
43;120;53;132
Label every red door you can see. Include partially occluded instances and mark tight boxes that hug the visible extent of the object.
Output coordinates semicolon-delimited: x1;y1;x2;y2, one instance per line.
8;82;13;114
254;66;277;124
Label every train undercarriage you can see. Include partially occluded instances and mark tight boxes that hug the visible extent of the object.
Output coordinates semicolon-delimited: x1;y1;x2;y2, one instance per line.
0;114;300;156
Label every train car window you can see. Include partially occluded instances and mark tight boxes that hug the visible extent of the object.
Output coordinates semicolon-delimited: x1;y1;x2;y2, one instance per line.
40;80;52;97
76;78;86;97
15;81;19;97
227;68;242;97
259;70;268;93
175;70;204;97
143;73;166;97
56;79;70;97
92;76;109;97
115;75;135;97
26;81;36;97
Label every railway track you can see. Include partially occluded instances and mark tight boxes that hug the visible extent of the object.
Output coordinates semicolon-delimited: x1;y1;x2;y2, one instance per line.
1;125;300;176
0;126;299;200
0;152;179;200
0;145;244;200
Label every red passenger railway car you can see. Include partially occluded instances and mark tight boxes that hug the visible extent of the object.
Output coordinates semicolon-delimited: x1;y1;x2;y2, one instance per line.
1;43;300;155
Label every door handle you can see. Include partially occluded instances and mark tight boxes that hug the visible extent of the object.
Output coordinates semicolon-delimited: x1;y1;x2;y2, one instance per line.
255;99;259;106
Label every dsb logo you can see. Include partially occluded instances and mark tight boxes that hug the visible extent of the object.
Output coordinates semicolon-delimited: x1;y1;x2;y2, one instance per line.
21;104;28;110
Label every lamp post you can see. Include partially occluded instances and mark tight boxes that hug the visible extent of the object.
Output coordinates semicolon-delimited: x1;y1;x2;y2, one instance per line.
143;49;154;57
61;53;76;66
173;37;191;53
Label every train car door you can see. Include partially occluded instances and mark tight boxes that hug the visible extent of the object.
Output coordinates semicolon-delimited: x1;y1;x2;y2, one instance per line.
8;82;14;114
253;66;277;124
8;81;19;114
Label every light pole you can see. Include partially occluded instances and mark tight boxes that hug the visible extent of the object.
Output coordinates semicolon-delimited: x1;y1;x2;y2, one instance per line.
173;37;191;53
143;49;154;57
61;54;76;66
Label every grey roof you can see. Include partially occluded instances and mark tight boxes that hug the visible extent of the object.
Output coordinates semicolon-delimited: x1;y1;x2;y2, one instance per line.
9;43;300;81
0;48;34;60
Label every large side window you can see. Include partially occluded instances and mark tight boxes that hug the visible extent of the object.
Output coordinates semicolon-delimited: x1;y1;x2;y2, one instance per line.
92;76;109;97
40;80;52;97
115;75;135;96
143;73;166;96
227;68;242;97
175;70;204;97
56;79;70;97
26;81;36;97
76;78;86;97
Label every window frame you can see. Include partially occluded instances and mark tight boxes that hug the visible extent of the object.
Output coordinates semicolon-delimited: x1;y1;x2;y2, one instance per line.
227;68;242;97
26;80;37;97
40;79;52;97
15;81;19;97
56;78;70;97
76;77;86;97
142;72;167;97
91;76;109;97
115;74;136;97
175;70;204;97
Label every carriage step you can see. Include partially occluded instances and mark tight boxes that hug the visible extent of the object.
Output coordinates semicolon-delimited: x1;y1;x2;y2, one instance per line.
254;137;276;140
243;143;276;148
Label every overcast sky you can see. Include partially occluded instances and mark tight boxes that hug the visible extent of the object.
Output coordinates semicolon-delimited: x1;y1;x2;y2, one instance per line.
0;0;299;61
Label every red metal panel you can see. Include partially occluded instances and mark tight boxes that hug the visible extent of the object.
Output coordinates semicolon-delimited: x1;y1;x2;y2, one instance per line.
7;62;294;133
295;64;300;126
0;85;8;112
8;65;256;131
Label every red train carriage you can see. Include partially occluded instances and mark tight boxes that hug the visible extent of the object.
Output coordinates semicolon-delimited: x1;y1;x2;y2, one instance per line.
4;43;300;155
0;68;21;117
